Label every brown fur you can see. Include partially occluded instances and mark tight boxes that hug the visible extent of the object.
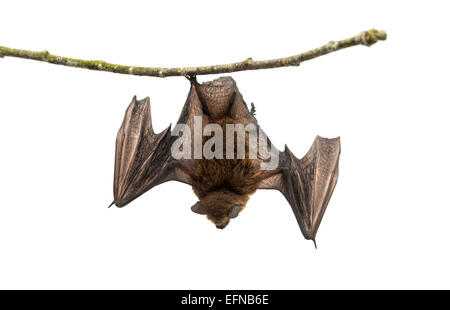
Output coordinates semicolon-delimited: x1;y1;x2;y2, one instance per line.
191;117;262;228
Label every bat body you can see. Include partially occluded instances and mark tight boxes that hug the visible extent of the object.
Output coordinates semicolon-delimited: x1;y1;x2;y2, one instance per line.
190;116;263;228
111;76;340;245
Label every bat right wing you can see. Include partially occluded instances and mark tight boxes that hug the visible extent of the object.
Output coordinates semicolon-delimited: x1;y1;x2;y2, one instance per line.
112;96;186;207
111;77;223;208
259;136;341;245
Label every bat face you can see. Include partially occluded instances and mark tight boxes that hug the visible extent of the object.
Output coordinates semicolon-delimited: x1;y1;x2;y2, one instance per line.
191;193;243;229
112;76;341;245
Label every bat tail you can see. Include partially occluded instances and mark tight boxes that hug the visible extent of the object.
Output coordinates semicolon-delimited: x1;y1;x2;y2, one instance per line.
108;201;115;208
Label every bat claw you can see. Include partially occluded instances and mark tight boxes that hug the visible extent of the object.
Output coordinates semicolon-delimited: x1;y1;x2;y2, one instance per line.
312;239;317;249
184;74;198;84
250;102;256;116
108;201;115;208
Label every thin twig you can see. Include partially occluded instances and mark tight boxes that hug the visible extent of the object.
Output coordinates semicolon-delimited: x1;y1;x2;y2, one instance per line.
0;29;386;78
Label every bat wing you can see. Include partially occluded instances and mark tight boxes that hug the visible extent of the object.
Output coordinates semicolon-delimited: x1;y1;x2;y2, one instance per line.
112;96;194;207
259;136;341;245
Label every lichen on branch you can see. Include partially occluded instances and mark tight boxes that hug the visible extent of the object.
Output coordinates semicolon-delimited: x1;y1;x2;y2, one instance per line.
0;29;386;78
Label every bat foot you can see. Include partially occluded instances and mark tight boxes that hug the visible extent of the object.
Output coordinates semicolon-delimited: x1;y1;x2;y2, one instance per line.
184;74;198;84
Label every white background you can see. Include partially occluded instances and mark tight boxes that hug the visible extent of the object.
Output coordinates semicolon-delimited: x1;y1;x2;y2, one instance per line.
0;0;449;289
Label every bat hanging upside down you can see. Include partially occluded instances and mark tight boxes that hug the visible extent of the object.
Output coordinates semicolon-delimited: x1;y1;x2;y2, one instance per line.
110;76;340;246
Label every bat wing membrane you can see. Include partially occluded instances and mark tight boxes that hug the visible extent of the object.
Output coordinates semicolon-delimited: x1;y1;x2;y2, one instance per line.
113;96;191;207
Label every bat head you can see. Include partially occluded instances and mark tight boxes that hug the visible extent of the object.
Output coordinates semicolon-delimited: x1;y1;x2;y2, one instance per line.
191;190;247;229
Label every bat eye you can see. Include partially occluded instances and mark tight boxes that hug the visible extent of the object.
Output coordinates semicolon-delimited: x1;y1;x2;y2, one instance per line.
229;205;241;218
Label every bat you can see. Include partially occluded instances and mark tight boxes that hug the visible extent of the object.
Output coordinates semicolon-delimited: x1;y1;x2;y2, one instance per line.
110;76;340;246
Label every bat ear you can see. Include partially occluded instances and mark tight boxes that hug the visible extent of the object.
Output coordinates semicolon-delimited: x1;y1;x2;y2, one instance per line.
191;201;206;215
229;205;241;218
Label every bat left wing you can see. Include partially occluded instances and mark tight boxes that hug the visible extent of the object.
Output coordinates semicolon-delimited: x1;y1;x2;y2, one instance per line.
259;136;341;246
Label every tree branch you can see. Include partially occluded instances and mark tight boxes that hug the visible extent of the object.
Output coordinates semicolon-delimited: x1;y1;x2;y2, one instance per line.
0;29;386;78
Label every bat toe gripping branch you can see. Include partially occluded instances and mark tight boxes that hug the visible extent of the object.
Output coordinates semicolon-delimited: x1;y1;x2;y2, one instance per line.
184;74;198;84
